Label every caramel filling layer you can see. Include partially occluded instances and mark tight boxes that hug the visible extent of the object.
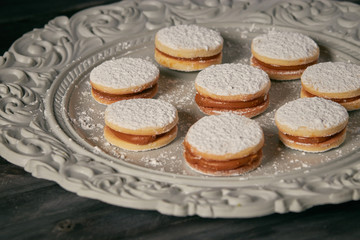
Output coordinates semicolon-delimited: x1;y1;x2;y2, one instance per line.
195;93;267;110
156;48;221;62
92;84;158;102
252;56;317;71
302;88;360;104
106;125;177;145
282;128;346;144
184;142;262;171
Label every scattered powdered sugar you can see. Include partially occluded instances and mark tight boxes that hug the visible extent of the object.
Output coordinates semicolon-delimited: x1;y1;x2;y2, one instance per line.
77;113;100;130
301;62;360;93
105;98;177;130
142;157;164;167
90;57;159;89
195;63;270;96
156;24;223;51
275;97;349;131
185;114;263;155
252;31;318;60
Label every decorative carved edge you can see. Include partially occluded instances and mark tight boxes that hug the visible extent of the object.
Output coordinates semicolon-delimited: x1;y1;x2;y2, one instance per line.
0;0;360;217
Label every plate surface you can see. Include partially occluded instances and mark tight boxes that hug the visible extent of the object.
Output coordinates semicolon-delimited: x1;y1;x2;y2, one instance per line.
1;0;360;217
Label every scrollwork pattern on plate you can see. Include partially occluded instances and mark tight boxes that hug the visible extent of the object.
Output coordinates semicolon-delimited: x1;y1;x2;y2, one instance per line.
0;0;360;217
0;83;41;125
270;0;360;44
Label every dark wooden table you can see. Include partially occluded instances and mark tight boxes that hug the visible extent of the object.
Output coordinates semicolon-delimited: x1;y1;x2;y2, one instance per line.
1;0;360;239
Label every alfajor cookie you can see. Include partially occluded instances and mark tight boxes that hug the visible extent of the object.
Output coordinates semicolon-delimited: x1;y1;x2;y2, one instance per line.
104;98;178;151
184;114;264;176
90;58;159;104
154;24;223;72
251;31;319;80
301;62;360;111
275;97;349;152
194;63;271;118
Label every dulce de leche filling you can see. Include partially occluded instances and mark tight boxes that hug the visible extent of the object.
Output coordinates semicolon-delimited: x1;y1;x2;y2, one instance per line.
281;128;346;144
195;93;267;110
184;142;262;171
302;88;360;104
92;84;158;103
252;56;317;71
155;48;221;62
106;125;177;145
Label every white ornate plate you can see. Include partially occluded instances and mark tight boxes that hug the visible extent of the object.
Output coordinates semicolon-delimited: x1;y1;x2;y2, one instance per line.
1;0;360;218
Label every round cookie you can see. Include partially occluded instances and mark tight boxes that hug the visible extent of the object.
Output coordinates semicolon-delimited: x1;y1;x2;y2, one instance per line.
154;24;223;72
301;62;360;111
104;99;178;151
184;114;264;176
90;58;159;104
275;97;349;152
194;63;271;118
251;31;319;80
195;63;271;117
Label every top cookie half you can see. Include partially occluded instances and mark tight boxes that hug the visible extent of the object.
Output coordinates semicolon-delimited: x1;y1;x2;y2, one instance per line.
251;31;319;66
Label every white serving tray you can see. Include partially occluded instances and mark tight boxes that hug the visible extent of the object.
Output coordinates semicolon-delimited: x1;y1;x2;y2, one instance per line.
0;0;360;218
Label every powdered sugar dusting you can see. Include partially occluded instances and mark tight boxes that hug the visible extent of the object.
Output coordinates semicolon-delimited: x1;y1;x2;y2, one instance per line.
195;63;270;96
105;99;177;130
252;32;318;60
301;62;360;93
275;97;349;131
156;25;223;51
90;58;159;89
186;114;263;155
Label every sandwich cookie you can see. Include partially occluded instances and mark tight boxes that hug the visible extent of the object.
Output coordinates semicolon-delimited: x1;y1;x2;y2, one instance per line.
195;63;271;118
154;24;223;72
90;58;159;104
251;31;319;80
104;98;178;151
275;97;348;152
301;62;360;111
184;114;264;176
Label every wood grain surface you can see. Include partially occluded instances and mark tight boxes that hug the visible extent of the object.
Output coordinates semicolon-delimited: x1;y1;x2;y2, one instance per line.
1;0;360;239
